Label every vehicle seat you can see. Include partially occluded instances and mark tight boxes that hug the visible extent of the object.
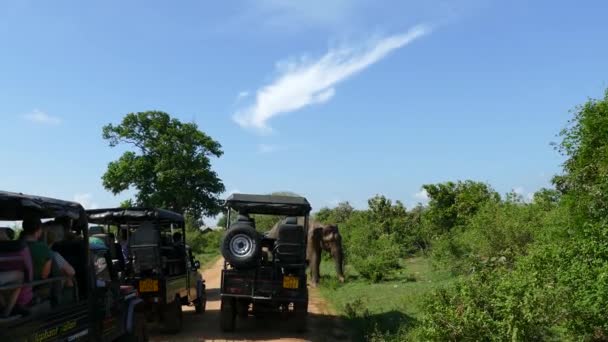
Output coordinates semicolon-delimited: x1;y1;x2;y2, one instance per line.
130;222;159;272
274;217;305;265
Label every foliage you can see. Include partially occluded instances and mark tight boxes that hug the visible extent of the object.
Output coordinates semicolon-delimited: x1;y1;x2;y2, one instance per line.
423;180;500;236
336;196;409;282
102;111;225;220
313;90;608;341
431;198;561;274
409;90;608;341
184;214;222;265
315;201;354;224
553;90;608;223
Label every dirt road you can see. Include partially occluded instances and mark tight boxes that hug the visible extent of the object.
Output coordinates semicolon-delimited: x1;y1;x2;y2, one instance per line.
149;258;350;342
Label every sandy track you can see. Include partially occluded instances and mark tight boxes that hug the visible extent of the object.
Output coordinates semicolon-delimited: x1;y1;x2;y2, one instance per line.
149;258;350;342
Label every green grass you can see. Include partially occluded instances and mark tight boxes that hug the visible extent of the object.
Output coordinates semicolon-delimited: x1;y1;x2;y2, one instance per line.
195;251;220;269
318;256;456;341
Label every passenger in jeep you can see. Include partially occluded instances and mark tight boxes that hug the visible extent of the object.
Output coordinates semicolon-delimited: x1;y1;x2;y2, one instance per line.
21;218;52;282
0;230;23;316
45;229;75;289
1;226;34;316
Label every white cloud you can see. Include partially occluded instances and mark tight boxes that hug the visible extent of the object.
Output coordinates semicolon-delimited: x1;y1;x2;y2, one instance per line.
23;109;61;125
233;24;432;133
513;186;525;195
73;193;98;209
414;189;429;202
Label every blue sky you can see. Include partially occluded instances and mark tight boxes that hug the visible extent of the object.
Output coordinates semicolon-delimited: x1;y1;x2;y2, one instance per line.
1;0;607;223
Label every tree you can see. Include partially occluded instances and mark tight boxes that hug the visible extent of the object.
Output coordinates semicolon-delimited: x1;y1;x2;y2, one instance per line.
314;201;354;224
333;201;355;223
102;111;225;219
423;180;499;234
553;90;608;223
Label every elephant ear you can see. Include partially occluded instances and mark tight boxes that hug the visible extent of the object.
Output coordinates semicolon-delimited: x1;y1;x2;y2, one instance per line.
312;226;323;240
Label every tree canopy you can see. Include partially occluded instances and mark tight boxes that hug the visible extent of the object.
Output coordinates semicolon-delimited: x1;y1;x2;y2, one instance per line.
102;111;225;219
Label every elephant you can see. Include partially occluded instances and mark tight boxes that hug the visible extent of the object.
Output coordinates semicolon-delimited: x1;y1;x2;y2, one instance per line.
306;222;345;286
267;218;345;287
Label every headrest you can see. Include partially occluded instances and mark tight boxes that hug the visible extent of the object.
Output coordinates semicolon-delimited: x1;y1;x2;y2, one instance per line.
284;217;297;225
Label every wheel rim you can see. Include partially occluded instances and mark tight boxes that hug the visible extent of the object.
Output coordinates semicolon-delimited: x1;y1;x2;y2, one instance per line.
229;234;254;258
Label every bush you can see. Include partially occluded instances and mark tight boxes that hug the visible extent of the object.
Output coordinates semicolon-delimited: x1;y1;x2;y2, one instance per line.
412;222;608;341
342;211;402;282
432;198;569;275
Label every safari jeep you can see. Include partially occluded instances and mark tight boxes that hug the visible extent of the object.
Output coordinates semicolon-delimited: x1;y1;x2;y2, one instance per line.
86;207;206;333
219;193;311;332
0;191;148;342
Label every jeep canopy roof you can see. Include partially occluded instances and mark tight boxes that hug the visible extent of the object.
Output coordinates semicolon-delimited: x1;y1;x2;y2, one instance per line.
0;190;87;227
224;193;312;216
86;207;185;224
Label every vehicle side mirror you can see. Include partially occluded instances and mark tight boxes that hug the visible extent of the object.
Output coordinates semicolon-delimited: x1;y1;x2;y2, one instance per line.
194;260;201;269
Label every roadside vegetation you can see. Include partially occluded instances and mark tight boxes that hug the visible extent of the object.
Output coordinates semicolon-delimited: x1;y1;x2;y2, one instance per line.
315;90;608;341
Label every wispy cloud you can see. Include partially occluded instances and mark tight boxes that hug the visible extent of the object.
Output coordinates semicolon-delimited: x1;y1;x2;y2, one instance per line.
414;189;429;202
233;24;432;134
23;109;61;125
74;193;98;209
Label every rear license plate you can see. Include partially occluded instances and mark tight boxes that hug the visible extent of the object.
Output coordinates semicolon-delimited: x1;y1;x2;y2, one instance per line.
283;275;299;289
139;279;159;292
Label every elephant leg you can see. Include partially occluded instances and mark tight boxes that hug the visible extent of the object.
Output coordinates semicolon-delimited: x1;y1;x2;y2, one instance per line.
330;246;345;283
309;242;322;287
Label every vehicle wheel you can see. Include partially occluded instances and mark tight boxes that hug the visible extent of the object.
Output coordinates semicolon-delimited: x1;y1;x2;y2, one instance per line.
117;311;149;342
162;297;183;334
221;224;261;269
294;300;308;333
220;297;236;332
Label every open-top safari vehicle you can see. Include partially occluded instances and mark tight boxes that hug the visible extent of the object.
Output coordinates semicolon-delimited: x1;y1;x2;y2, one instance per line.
0;191;148;342
219;193;312;332
86;207;206;334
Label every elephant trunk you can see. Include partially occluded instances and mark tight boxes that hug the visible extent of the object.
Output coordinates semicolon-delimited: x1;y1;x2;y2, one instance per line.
331;242;345;283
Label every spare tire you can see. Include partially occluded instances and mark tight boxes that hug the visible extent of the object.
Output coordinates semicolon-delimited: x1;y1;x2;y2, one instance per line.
221;223;261;269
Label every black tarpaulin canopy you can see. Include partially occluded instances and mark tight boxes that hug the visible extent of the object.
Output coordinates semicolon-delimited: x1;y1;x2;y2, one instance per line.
0;190;87;228
224;193;312;216
86;207;185;224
